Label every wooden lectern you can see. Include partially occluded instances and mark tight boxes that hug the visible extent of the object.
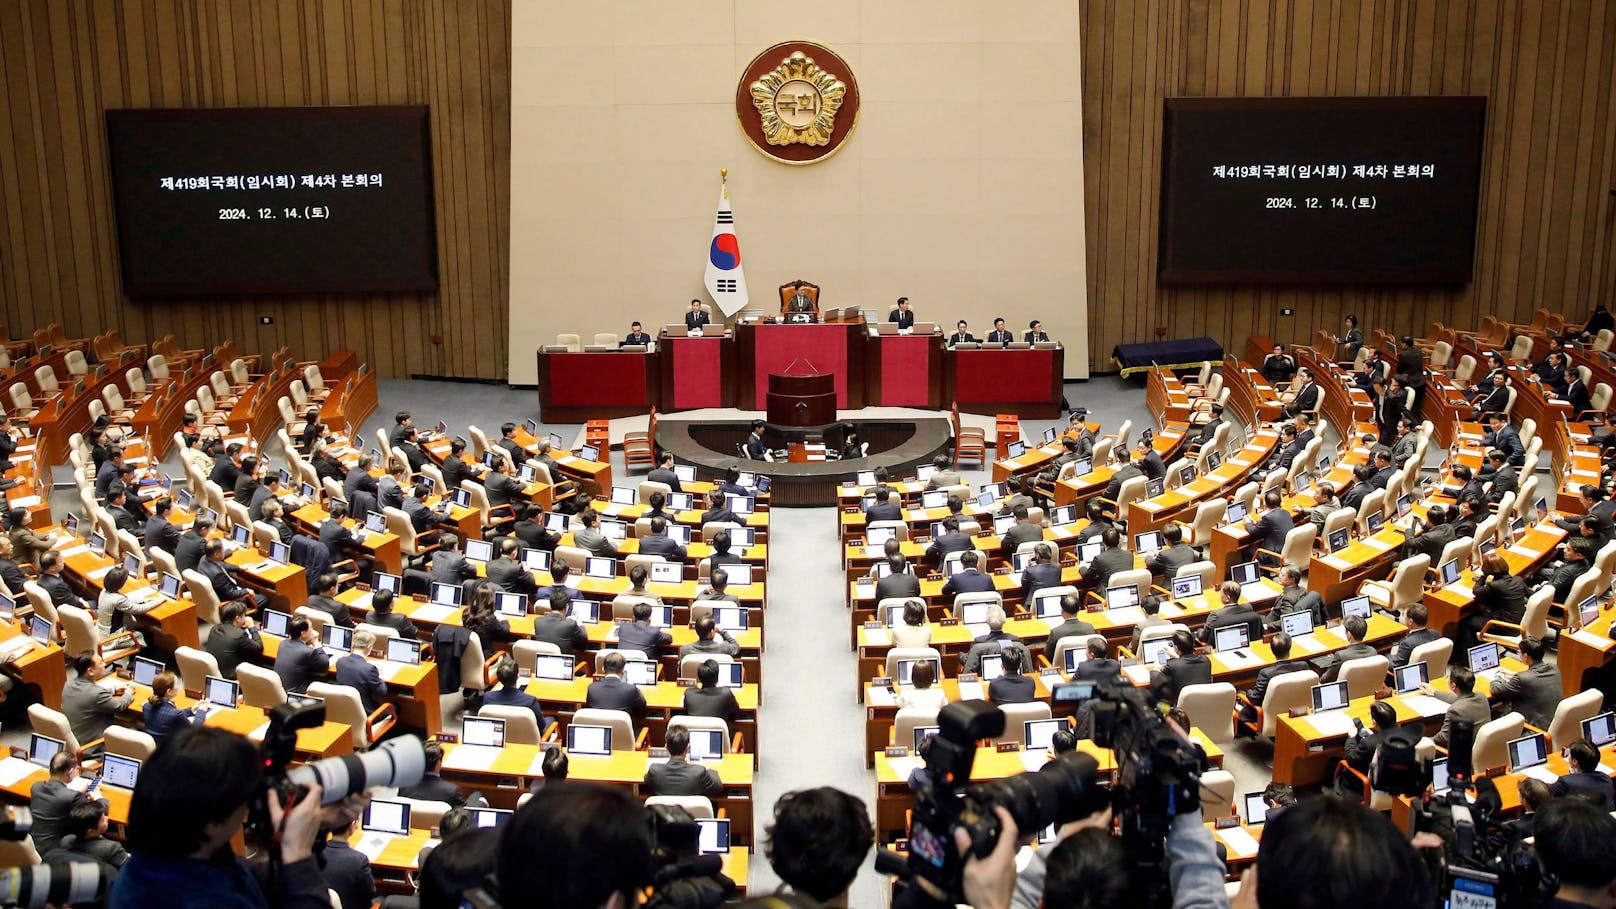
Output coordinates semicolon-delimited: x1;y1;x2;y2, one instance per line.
779;280;820;318
766;372;836;426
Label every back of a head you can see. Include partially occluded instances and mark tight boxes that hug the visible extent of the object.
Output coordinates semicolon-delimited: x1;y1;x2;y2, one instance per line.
499;783;651;909
1256;794;1432;909
422;827;501;909
1534;796;1616;892
125;725;258;858
766;787;874;903
1042;827;1129;909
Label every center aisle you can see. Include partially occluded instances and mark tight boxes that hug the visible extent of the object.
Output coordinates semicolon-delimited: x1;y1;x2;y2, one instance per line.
751;506;890;906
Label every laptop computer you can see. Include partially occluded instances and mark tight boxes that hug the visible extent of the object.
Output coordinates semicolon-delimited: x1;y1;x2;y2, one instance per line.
569;600;598;625
1310;680;1350;713
1134;531;1162;554
386;638;422;665
1340;596;1372;621
696;818;731;855
373;572;403;596
1050;505;1077;527
714;662;744;688
1507;732;1555;781
462;716;507;749
521;548;552;572
585;557;617;579
710;606;748;632
1140;638;1174;667
467;807;514;830
1436;559;1460;587
1033;590;1065;620
1467;642;1501;674
1392;662;1428;694
685;728;725;761
322;624;353;653
1213;624;1251;655
203;676;239;710
496;592;528;617
431;582;464;607
566;723;611;756
1077;541;1103;567
913;725;941;751
623;659;659;686
1105;585;1140;609
1280;610;1314;639
464;539;494;564
1023;719;1065;751
27;733;64;767
895;657;943;686
1328;528;1350;553
532;653;576;681
1171;574;1204;600
1224;501;1248;525
725;564;754;587
263;610;292;637
102;753;141;790
362;800;412;837
1581;712;1616;748
978;654;1005;681
1243;792;1270;825
131;656;164;687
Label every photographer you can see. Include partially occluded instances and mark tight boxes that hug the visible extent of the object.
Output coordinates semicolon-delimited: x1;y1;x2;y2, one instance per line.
498;783;652;909
109;725;329;909
1533;797;1616;909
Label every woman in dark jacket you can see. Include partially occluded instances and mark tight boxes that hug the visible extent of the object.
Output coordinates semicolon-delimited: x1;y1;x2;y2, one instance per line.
142;671;202;740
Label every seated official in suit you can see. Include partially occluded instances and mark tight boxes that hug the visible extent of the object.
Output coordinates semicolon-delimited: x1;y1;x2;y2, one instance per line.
1069;637;1120;682
1018;542;1065;603
621;321;652;347
1551;740;1616;809
63;653;133;752
617;602;673;658
1487;636;1561;730
1081;528;1133;590
38;552;87;611
1127;595;1171;655
986;317;1014;346
1101;448;1143;501
875;551;922;602
695;569;741;605
1319;616;1377;683
679;615;739;659
1333;700;1413;798
1260;344;1297;385
205;601;264;679
335;630;391;715
1421;666;1489;748
399;741;471;808
940;550;995;598
586;651;648;726
744;420;768;460
484;656;555;732
1245;489;1295;566
889;296;915;329
998;503;1045;553
274;616;330;695
1044;594;1096;658
1284;367;1321;418
1023;320;1050;343
638;516;687;562
646;453;682;493
644;726;723;798
487;537;539;596
947;320;977;346
143;496;182;560
304;572;353;630
987;648;1036;705
200;539;269;610
533;588;589;654
361;588;419;640
1389;604;1440;669
961;606;1033;674
1197;581;1264;645
685;299;712;330
1145;524;1198;579
706;529;745;571
1149;630;1212;705
683;658;742;727
863;486;903;522
28;752;102;857
141;671;204;741
1240;632;1303;722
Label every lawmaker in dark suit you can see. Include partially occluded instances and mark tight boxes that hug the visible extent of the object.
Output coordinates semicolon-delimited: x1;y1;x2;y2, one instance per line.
486;538;538;596
398;741;469;808
925;516;974;567
483;656;554;731
1244;633;1304;716
305;573;354;629
334;632;390;714
644;726;723;798
1487;636;1561;729
638;517;687;562
1149;630;1212;705
1563;374;1593;416
646;454;682;493
1196;582;1264;644
985;318;1013;345
685;300;711;331
29;753;104;856
876;555;922;602
1023;321;1050;343
744;421;767;460
364;588;419;639
987;649;1037;704
941;556;996;598
199;540;268;609
585;652;648;725
947;321;977;346
1081;529;1132;590
143;499;182;558
1145;524;1198;578
1044;594;1097;658
621;322;652;347
1070;638;1121;682
1285;369;1320;418
864;487;903;522
1320;616;1378;683
1101;450;1144;501
1483;414;1525;467
617;602;673;658
1551;740;1616;809
322;819;378;909
1389;603;1440;669
684;659;742;727
204;601;263;679
1019;543;1063;602
888;297;915;329
1402;505;1456;565
273;616;329;694
1246;490;1294;564
533;588;589;653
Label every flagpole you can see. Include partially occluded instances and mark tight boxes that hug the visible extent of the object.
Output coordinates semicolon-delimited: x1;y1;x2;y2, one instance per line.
721;168;728;198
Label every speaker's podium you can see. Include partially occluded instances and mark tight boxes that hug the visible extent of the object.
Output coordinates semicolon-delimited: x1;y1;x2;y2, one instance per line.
766;362;836;427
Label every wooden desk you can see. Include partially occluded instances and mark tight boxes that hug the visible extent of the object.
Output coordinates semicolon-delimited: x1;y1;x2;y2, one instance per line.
524;677;761;757
0;619;65;710
291;505;403;575
226;545;308;610
257;634;444;737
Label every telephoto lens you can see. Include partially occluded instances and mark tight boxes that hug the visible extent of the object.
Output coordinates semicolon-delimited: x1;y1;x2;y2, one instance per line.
286;735;427;804
0;862;114;909
964;751;1108;843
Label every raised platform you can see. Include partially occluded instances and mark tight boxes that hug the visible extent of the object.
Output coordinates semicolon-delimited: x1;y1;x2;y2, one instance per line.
657;418;953;506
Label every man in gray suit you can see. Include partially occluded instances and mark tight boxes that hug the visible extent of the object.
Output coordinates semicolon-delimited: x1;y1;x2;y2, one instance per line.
62;653;133;754
1423;666;1491;748
960;606;1033;674
585;651;647;727
1080;528;1132;590
923;454;962;491
1044;594;1096;660
486;538;537;596
940;550;996;598
637;517;687;562
1144;524;1198;579
1487;636;1561;729
572;509;619;558
533;588;589;654
679;615;739;659
1319;616;1378;683
646;453;682;493
30;752;106;855
998;504;1044;553
643;725;723;798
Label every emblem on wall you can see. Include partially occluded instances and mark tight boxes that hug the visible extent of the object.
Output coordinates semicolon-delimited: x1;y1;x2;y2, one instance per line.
736;42;859;165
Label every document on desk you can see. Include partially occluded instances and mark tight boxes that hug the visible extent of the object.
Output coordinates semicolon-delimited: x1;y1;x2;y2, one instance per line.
1307;711;1359;737
1568;629;1615;651
354;833;395;862
1519;764;1559;784
955;681;986;702
863;627;890;647
1020;751;1049;773
441;745;503;772
1289;634;1325;655
866;686;897;707
1362;536;1395;552
907;509;930;522
0;757;37;787
87;565;114;581
1399;695;1451;718
1218;650;1266;671
9;495;40;509
409;604;458;624
349;592;374;611
373;660;406;683
1107;606;1144;626
1444;582;1475;600
885;756;917;780
1216;825;1260;859
1122;664;1153;686
58;544;91;559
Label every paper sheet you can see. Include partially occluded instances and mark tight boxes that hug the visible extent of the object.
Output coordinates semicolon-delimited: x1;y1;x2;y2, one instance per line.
1308;711;1359;737
0;757;38;787
1107;606;1144;625
1122;664;1153;686
1569;629;1614;650
863;628;890;647
410;604;458;624
441;745;503;772
1289;634;1325;654
1218;650;1266;670
1519;764;1559;783
885;756;918;780
1020;751;1049;772
1217;825;1261;858
866;687;897;707
956;681;986;702
1399;695;1451;717
354;834;394;861
59;545;91;558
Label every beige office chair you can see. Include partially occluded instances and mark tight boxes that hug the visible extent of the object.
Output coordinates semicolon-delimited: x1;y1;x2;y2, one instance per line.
1358;554;1429;615
952;592;1004;621
58;605;140;664
459;632;491;696
638;480;672;505
885;647;942;682
570;707;645;751
21;581;58;630
893;706;941;750
1182;500;1226;547
398;798;453;832
1176;682;1236;744
1338;655;1391;701
995;702;1053;745
1471;712;1525;774
1249;669;1319;739
1480;585;1554;651
478;705;543;745
308;681;397;750
1408;638;1453;681
553;545;589;573
1547;689;1604;748
1199;769;1237;821
667;715;739;754
510;639;562;672
678;653;734;680
867;520;909;542
27;704;94;758
174;646;221;696
104;726;157;761
237;663;288;710
644;796;714;819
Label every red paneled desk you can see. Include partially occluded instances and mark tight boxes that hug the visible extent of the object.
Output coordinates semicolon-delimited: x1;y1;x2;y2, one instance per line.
657;332;735;411
535;350;661;422
865;328;946;408
735;321;868;411
947;346;1065;418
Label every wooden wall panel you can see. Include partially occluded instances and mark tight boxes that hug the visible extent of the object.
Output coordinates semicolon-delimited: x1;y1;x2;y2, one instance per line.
0;0;510;380
1080;0;1616;372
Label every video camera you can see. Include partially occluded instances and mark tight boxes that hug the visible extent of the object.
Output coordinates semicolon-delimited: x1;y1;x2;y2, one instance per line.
878;700;1110;901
